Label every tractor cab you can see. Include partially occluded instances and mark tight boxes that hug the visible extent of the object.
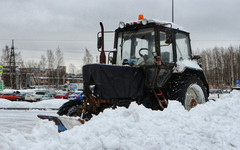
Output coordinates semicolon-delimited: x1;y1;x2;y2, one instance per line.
80;14;207;113
103;15;192;89
112;15;192;65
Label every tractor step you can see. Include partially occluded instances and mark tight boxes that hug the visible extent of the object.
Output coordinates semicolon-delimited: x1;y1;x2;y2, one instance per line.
153;90;168;109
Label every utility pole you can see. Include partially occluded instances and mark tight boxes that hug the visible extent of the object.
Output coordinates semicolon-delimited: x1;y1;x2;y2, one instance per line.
231;53;234;87
172;0;174;23
9;40;17;89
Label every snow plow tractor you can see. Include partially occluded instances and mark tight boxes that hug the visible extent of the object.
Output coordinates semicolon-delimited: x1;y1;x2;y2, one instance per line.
57;15;209;122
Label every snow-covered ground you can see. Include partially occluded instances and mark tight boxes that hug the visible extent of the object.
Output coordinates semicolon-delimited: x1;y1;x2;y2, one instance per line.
0;98;67;109
0;109;57;134
0;91;240;150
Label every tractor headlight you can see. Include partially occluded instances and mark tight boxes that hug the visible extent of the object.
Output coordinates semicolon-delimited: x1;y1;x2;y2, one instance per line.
142;18;148;25
119;21;125;28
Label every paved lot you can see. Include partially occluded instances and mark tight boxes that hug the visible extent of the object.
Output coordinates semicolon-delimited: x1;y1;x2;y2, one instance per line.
0;110;57;134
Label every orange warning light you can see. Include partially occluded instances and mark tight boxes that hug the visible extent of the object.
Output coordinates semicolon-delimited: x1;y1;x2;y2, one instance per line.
138;14;144;20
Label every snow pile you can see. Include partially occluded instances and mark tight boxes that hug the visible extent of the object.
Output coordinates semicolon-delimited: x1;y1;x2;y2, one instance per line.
175;59;202;72
1;91;240;150
0;99;67;109
3;89;37;93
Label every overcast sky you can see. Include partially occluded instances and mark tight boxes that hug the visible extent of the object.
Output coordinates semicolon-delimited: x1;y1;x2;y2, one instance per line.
0;0;240;69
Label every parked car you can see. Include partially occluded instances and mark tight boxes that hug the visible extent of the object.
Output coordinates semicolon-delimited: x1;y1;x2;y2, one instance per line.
223;89;231;94
231;87;240;91
209;89;224;100
16;93;27;101
24;92;35;102
54;92;70;99
35;91;47;100
42;93;55;100
24;90;48;102
209;89;224;94
0;93;21;101
68;91;83;100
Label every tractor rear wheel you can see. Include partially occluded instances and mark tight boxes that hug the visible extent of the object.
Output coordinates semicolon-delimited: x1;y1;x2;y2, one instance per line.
168;74;207;110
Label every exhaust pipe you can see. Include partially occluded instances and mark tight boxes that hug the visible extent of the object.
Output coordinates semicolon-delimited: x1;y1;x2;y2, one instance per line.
99;22;106;64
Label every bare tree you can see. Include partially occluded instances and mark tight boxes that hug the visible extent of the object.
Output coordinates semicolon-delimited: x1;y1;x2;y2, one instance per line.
16;52;24;68
38;54;47;69
0;45;10;65
76;69;81;74
47;49;55;69
228;46;235;87
25;60;38;68
0;45;24;67
55;47;64;67
68;63;76;74
83;48;93;65
200;45;240;89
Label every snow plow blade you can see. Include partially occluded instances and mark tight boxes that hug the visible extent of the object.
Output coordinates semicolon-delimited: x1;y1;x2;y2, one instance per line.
37;115;84;132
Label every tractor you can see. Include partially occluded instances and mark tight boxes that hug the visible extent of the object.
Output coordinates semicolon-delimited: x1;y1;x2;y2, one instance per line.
58;15;209;120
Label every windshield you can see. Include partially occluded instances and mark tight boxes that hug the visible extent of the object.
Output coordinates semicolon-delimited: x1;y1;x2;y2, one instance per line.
116;28;156;65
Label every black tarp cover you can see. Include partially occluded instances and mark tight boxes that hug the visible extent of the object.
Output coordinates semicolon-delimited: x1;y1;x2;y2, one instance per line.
83;64;144;99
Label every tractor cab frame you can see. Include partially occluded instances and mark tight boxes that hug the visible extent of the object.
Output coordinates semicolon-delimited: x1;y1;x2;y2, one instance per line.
98;19;196;90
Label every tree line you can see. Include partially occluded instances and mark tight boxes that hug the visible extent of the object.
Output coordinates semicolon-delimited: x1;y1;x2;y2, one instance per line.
0;46;64;69
0;46;94;74
198;45;240;89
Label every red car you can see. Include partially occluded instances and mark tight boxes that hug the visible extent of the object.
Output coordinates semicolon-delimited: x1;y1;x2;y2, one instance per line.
54;92;70;99
0;93;21;101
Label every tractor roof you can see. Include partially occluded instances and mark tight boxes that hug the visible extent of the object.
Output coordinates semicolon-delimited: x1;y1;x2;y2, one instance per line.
146;19;189;33
119;15;189;33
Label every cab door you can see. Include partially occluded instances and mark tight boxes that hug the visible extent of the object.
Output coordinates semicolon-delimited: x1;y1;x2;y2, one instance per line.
144;28;175;88
154;29;176;88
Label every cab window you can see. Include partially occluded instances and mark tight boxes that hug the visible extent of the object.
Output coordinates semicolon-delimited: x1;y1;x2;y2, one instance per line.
175;33;191;61
160;31;173;63
116;28;155;65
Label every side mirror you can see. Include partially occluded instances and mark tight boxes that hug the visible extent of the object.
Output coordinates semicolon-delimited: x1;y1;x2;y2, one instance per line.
97;36;102;49
165;29;172;44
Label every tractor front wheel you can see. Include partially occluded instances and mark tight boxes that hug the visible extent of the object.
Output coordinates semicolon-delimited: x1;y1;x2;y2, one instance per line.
184;83;206;110
168;74;207;110
57;100;83;117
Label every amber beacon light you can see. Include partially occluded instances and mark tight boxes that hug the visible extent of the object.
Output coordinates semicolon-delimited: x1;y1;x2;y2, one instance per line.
138;14;144;20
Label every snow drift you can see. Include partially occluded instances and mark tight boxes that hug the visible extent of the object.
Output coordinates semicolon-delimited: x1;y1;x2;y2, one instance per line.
1;91;240;150
0;98;67;109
